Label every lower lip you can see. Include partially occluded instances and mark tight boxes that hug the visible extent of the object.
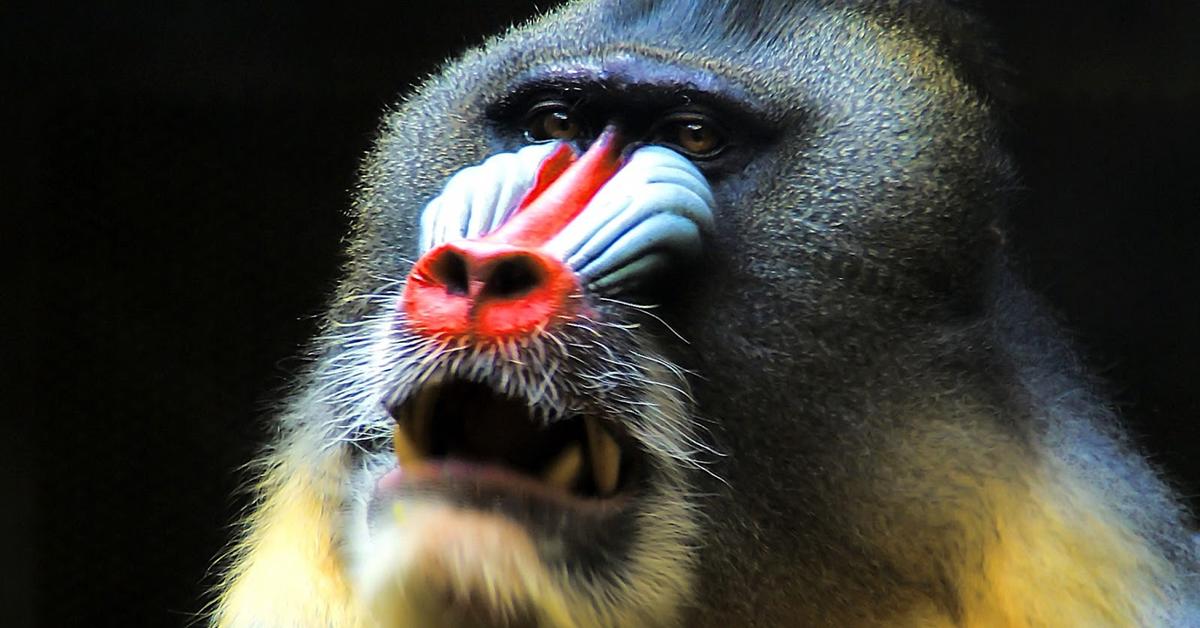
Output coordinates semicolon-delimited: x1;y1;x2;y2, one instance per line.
376;460;538;492
374;461;632;513
376;466;406;492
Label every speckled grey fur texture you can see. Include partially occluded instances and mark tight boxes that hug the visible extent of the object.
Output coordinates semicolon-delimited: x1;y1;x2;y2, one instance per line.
244;1;1199;625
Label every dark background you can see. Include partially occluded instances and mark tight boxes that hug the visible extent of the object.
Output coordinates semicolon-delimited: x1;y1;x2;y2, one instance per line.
10;2;1199;626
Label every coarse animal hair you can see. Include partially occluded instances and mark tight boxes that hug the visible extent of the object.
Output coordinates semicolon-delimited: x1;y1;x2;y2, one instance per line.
209;1;1200;626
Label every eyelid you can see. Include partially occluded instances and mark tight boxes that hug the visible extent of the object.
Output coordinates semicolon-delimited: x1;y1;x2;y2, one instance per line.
523;99;574;122
657;109;712;124
654;111;728;134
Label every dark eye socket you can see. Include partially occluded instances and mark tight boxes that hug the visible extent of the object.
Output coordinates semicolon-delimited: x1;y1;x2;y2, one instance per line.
520;101;730;159
652;112;728;159
523;101;583;142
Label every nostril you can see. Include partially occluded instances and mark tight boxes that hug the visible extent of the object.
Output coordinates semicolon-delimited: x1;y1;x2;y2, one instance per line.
429;249;470;296
483;254;545;300
402;243;577;339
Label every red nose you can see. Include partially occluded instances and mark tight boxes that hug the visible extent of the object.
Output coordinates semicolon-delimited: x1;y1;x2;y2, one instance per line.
402;240;578;339
401;128;624;341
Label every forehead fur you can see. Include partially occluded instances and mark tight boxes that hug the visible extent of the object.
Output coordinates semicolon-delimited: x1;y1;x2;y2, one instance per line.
520;0;1004;104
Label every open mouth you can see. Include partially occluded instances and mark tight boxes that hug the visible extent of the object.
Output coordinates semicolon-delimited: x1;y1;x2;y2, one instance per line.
385;378;633;501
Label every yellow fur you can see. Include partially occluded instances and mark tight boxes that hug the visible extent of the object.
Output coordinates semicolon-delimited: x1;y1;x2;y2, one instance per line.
212;452;372;628
873;411;1172;627
955;463;1170;626
214;414;1172;628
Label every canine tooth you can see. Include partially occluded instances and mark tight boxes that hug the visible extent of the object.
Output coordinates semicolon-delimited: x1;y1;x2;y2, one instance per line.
393;424;422;466
585;417;621;495
542;443;583;491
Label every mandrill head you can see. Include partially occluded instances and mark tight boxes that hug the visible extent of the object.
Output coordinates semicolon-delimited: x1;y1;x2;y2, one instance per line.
258;0;1014;626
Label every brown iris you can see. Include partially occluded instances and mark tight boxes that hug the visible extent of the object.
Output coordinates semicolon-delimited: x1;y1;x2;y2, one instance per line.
525;103;583;141
656;113;726;158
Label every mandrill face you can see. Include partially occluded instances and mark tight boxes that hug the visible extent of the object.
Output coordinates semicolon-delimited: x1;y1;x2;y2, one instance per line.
236;1;1014;627
348;84;717;628
349;132;714;625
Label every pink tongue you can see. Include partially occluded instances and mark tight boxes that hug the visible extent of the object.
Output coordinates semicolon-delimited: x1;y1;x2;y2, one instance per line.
376;467;406;492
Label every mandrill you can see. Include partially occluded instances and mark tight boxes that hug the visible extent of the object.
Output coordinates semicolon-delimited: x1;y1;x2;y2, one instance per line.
210;1;1199;626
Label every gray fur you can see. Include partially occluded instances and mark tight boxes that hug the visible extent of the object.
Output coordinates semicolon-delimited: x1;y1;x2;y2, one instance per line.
231;0;1199;624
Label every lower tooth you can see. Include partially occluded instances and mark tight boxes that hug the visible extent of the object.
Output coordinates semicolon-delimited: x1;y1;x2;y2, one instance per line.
393;425;422;466
585;418;621;495
542;444;583;491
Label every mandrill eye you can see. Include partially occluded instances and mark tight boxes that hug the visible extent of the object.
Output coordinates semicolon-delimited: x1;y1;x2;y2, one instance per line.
524;101;583;142
653;112;728;159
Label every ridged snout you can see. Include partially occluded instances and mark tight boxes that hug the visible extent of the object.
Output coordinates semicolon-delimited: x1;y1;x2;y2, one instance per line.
403;128;715;341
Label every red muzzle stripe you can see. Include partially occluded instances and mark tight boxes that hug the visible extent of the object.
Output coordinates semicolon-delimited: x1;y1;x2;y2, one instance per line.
486;126;625;248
